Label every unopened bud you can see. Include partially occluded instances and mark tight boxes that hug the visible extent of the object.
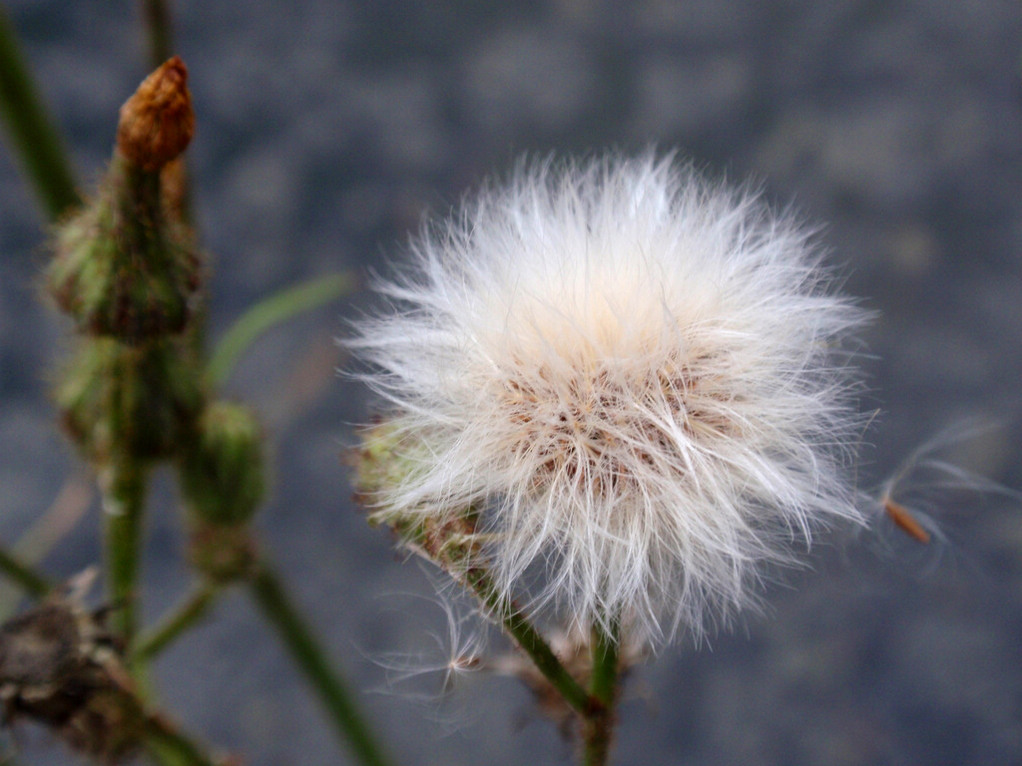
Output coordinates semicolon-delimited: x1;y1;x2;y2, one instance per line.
180;401;266;526
47;57;200;343
116;57;194;172
160;157;190;223
55;337;203;463
47;155;201;343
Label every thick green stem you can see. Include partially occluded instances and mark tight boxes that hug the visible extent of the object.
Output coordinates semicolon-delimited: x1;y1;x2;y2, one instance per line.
588;618;619;706
135;582;219;662
463;566;592;715
99;461;148;653
0;6;80;219
0;545;50;598
582;619;621;766
248;562;393;766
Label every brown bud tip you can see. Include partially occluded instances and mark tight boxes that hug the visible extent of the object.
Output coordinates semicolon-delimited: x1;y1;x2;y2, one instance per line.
116;56;194;171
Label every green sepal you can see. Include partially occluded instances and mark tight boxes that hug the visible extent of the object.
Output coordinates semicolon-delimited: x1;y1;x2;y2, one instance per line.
47;155;200;344
179;401;266;527
55;336;203;462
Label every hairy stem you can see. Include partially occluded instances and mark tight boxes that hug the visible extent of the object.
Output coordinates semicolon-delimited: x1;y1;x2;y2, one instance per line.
248;562;393;766
463;566;592;715
0;6;80;219
99;460;148;658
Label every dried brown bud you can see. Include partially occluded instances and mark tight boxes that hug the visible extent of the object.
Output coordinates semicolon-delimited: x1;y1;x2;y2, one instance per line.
160;156;190;222
0;574;145;763
116;56;194;171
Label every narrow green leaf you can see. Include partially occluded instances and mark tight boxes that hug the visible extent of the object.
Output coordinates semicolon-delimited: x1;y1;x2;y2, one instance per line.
207;273;354;387
0;545;50;599
0;5;80;220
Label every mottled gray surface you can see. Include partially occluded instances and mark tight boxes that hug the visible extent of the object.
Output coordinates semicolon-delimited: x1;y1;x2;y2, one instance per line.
2;2;1022;764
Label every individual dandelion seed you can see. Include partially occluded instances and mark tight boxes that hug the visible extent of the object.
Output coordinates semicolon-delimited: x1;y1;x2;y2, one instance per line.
349;152;870;645
868;419;1021;549
371;591;489;696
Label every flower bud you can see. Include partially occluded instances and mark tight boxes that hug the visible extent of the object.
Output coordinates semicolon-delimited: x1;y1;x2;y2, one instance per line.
116;57;194;172
55;337;202;462
180;401;266;526
46;155;201;344
47;57;199;344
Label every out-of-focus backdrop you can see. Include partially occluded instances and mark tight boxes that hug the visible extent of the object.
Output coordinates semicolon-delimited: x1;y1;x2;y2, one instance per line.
2;2;1021;764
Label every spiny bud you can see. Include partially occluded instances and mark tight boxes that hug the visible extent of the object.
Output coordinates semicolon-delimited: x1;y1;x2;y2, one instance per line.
180;401;266;527
46;57;200;343
55;337;202;463
47;169;201;343
116;57;194;172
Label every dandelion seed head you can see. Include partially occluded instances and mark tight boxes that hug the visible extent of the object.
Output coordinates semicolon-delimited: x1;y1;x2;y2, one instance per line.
351;153;869;644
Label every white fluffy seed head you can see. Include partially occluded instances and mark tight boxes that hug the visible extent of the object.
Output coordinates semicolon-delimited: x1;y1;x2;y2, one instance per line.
350;153;869;645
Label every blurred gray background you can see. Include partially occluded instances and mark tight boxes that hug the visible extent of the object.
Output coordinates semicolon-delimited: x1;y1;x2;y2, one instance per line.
2;1;1022;764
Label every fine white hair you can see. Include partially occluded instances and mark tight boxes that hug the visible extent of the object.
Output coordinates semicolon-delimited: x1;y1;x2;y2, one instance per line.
350;152;869;645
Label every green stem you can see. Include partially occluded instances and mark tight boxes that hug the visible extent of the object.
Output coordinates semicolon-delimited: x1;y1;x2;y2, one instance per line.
248;562;393;766
141;712;220;766
463;566;592;715
582;619;620;766
0;5;80;220
100;461;148;654
588;618;619;706
0;545;50;598
140;0;173;68
135;582;219;662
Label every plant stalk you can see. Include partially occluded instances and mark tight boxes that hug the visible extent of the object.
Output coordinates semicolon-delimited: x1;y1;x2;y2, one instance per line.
140;0;173;68
582;619;621;766
248;561;393;766
463;566;592;715
99;460;148;656
0;545;50;598
0;6;80;219
142;711;220;766
135;581;219;662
